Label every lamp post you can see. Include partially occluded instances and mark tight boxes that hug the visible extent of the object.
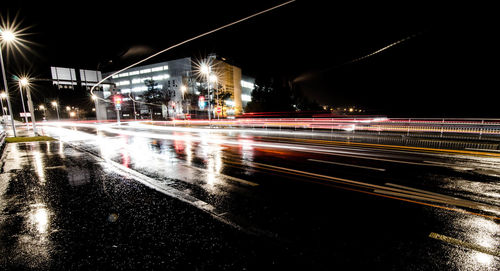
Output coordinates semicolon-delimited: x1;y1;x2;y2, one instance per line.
91;94;100;121
39;105;46;120
200;63;212;122
180;85;188;116
0;28;17;136
209;74;219;120
18;78;29;128
0;91;5;116
19;77;38;135
51;101;60;121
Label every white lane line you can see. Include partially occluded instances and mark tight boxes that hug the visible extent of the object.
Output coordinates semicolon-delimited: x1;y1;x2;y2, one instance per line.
465;148;500;153
423;160;474;170
429;232;500;257
308;158;385;171
44;165;66;170
181;164;259;187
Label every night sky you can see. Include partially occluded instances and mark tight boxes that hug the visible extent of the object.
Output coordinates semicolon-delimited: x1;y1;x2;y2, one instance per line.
2;2;498;117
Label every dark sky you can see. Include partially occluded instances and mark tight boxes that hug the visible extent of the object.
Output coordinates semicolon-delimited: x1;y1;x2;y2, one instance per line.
2;2;498;117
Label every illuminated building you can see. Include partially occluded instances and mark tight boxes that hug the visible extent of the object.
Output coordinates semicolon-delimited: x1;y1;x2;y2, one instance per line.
100;54;255;119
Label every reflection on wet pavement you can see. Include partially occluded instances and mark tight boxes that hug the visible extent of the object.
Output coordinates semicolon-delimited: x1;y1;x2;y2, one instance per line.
2;123;500;269
0;140;300;270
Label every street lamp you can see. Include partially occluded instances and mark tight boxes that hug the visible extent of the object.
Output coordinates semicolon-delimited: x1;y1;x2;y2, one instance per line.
0;28;17;136
200;63;213;121
18;77;38;135
39;105;46;119
51;101;60;121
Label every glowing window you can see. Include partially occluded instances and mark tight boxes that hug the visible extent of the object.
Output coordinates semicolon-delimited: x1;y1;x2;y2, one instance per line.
241;94;251;102
241;80;254;89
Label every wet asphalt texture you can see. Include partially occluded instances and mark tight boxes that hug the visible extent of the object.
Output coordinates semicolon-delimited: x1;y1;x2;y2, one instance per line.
1;125;499;270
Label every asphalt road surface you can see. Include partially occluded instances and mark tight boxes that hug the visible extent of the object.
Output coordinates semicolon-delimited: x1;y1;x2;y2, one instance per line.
1;122;499;270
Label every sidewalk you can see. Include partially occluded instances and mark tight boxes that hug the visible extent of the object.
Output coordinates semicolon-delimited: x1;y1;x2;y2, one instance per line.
2;121;42;137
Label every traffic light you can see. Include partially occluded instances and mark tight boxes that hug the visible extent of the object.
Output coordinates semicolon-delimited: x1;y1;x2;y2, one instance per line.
198;95;205;109
113;95;122;110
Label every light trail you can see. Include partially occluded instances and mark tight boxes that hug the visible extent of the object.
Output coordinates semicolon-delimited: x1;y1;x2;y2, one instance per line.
345;33;420;65
221;157;500;219
41;123;500;220
90;0;296;102
308;158;386;171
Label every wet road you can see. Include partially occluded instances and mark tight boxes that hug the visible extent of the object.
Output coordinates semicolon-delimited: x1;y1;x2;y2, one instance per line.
1;122;500;270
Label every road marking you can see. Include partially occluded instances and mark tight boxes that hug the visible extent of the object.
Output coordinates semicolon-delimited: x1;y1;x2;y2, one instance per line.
181;164;259;187
465;148;500;153
429;232;500;257
422;160;474;170
308;158;386;171
225;158;500;219
44;165;66;170
262;136;500;158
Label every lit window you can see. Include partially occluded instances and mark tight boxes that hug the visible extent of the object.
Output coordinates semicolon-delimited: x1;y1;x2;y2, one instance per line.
163;65;169;70
129;71;139;76
132;86;147;92
117;80;130;86
241;80;254;89
152;66;163;72
140;68;151;74
241;94;251;102
118;73;129;77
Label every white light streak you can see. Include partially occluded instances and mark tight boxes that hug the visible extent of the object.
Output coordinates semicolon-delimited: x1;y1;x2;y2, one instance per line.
89;0;296;103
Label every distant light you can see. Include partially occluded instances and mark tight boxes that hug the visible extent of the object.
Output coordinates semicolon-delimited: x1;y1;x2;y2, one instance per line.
69;112;76;117
51;101;58;107
180;85;187;92
0;92;6;99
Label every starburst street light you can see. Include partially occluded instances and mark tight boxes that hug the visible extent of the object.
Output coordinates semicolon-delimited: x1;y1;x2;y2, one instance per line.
0;27;18;136
195;59;216;122
1;30;14;42
18;76;39;135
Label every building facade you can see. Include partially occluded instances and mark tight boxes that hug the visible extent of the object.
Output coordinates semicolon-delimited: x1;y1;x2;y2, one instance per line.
98;55;255;120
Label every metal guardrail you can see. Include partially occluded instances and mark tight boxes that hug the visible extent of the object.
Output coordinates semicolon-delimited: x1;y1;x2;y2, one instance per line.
165;117;500;141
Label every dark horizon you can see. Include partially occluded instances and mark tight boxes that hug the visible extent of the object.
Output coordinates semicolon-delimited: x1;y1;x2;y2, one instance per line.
1;2;498;118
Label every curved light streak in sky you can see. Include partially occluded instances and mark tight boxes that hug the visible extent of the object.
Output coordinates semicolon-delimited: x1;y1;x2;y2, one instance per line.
345;33;419;65
90;0;296;104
